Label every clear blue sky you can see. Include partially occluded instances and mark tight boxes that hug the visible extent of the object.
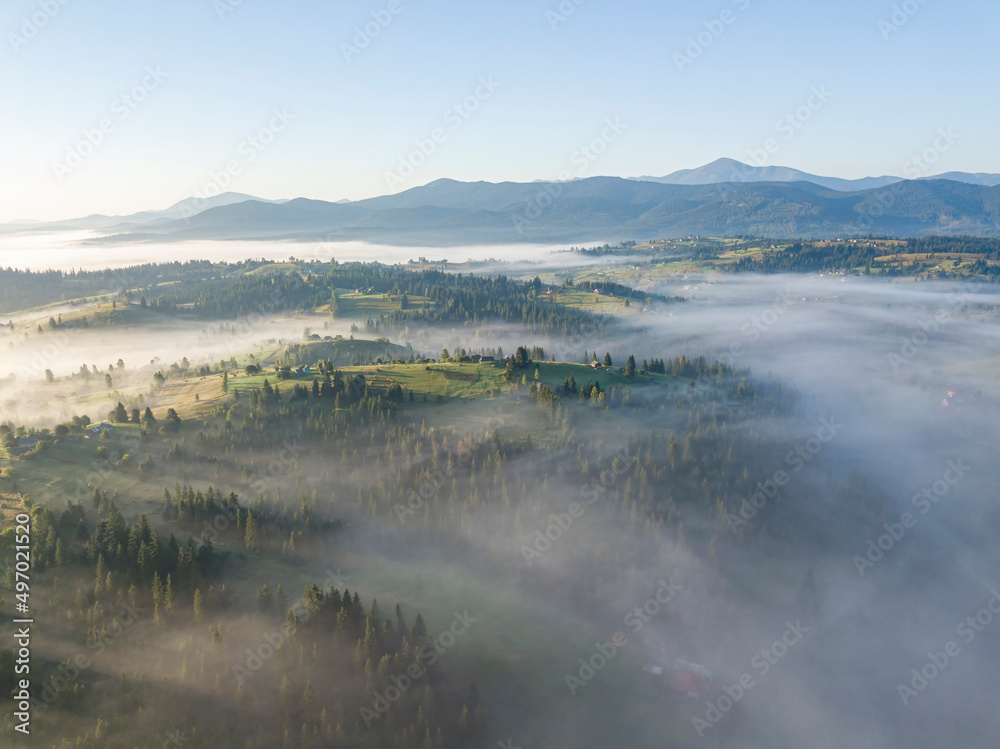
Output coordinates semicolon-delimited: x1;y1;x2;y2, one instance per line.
1;0;997;221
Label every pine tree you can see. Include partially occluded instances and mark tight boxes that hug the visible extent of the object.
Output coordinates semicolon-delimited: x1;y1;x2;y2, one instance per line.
152;572;164;623
245;509;258;551
624;354;636;378
94;554;108;596
411;613;427;641
395;603;408;640
221;370;229;393
302;681;315;709
258;584;273;611
165;574;176;617
193;588;203;622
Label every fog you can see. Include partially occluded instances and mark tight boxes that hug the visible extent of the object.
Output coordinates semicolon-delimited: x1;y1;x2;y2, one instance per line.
0;231;576;272
4;247;999;749
331;271;1000;747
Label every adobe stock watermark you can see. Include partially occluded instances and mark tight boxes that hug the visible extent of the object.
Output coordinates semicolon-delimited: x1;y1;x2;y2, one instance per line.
395;406;507;523
897;590;1000;706
511;117;628;233
520;446;635;563
853;459;970;576
155;729;188;749
673;0;751;72
850;127;959;234
16;330;72;381
565;574;683;695
341;0;407;63
33;598;143;710
547;0;587;30
178;108;295;218
360;610;478;726
726;417;844;533
693;619;810;737
743;86;833;163
214;0;247;21
878;0;931;40
887;283;972;372
714;85;832;201
385;76;501;189
200;440;307;545
8;0;73;53
51;66;169;182
57;429;144;507
719;285;797;367
232;567;349;685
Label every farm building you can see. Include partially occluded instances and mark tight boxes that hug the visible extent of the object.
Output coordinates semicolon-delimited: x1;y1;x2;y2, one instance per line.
85;424;114;438
11;436;40;456
669;660;713;699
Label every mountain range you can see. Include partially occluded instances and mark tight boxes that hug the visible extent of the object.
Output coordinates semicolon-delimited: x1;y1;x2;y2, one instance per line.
5;160;1000;244
634;157;1000;191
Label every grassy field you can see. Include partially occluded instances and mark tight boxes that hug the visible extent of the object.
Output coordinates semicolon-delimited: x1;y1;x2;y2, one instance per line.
333;290;436;318
275;338;412;368
3;300;172;336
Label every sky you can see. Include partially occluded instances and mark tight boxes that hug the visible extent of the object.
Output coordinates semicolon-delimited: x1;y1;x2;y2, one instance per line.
1;0;998;222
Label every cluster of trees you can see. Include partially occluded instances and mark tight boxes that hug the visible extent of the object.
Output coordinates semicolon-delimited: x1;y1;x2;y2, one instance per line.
568;240;638;256
502;346;535;382
725;237;1000;279
905;236;1000;258
639;358;667;374
582;280;675;303
0;485;475;747
137;263;609;338
0;260;255;315
106;403;163;430
240;370;401;412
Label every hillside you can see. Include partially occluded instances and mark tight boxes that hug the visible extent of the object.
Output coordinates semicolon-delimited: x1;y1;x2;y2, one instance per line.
90;177;1000;245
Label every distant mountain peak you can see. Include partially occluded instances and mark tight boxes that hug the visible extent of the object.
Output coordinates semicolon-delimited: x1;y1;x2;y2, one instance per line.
633;159;1000;192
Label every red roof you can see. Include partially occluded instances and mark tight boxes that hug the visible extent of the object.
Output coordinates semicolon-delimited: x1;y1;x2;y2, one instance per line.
670;669;706;698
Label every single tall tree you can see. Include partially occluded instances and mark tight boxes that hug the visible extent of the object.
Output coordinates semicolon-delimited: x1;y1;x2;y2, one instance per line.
245;509;258;552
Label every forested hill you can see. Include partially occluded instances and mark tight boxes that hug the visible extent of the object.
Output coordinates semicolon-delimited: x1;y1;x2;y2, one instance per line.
0;261;610;338
87;177;1000;244
723;236;1000;278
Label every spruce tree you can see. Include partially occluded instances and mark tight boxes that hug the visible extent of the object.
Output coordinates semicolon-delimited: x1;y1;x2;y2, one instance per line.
152;572;164;623
165;574;176;617
244;509;258;551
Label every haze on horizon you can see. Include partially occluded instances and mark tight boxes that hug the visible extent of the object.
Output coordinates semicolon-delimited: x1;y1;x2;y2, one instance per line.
2;0;999;223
